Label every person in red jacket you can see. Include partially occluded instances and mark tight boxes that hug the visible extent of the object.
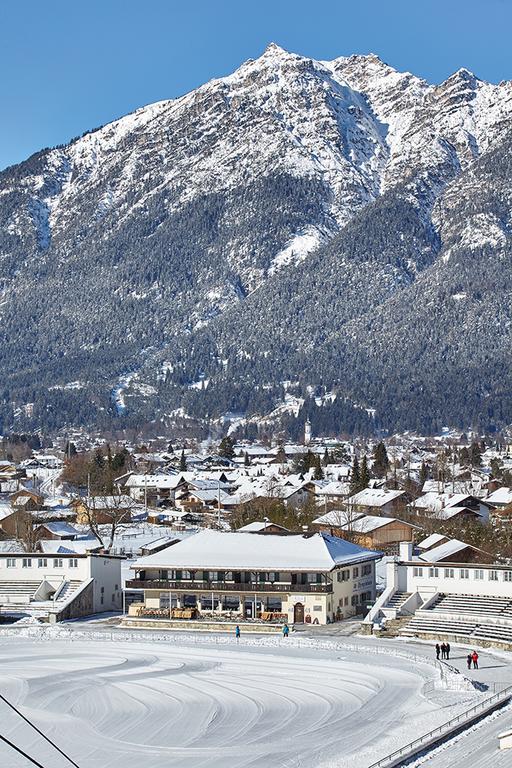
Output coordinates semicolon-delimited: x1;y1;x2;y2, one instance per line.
472;650;479;669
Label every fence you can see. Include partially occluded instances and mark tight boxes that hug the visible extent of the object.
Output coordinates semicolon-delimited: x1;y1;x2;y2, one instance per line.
367;683;512;768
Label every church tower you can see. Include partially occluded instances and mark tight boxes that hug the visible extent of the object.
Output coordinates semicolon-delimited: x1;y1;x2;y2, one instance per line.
304;417;312;445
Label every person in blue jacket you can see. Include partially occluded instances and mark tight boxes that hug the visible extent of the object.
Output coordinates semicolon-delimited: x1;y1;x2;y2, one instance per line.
235;625;241;641
282;623;289;638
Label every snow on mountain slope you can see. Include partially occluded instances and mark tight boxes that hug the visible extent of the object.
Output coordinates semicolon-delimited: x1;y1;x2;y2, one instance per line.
2;43;512;433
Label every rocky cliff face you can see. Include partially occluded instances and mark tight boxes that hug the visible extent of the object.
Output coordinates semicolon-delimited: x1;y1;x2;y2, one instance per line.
1;44;512;434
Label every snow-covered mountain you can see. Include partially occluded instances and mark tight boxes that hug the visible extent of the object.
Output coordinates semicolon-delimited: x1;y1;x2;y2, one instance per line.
1;44;512;435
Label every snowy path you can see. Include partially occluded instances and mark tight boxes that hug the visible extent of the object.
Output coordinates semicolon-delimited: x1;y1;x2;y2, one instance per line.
0;635;478;768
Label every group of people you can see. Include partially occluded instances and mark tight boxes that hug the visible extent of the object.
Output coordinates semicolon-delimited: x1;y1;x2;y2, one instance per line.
435;642;451;660
234;623;290;641
435;642;480;670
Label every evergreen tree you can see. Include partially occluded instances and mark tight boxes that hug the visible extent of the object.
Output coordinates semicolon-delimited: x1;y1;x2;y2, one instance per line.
244;451;250;467
350;456;360;493
419;461;429;487
470;441;482;467
322;447;330;467
218;436;235;460
314;455;324;480
372;441;389;478
179;449;187;472
360;455;370;490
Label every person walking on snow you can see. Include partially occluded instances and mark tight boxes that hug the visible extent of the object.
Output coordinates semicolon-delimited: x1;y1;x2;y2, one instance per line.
283;623;289;638
435;643;440;660
467;653;472;670
235;625;241;642
472;650;479;669
441;642;446;659
446;642;451;660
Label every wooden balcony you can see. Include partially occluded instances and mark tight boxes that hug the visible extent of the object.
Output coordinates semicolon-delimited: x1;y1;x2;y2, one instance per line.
125;579;332;594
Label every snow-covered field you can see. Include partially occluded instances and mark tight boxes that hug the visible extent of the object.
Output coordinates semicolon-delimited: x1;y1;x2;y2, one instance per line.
0;634;491;768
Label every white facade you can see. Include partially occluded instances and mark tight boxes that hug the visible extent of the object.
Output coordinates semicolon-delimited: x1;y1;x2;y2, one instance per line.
0;552;123;615
128;530;380;624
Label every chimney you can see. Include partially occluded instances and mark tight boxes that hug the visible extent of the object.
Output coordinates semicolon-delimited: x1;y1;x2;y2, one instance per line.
399;541;413;561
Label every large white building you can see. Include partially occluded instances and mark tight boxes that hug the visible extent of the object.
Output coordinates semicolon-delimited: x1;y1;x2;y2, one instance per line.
365;542;512;648
127;529;381;625
0;552;123;622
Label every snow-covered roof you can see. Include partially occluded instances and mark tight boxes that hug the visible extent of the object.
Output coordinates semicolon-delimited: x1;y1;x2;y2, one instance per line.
38;522;79;537
435;505;482;520
237;521;289;532
414;492;483;512
417;533;448;550
0;502;14;521
314;510;417;533
39;539;101;554
418;539;476;563
313;510;364;526
133;529;381;572
348;488;405;507
486;487;512;506
317;481;351;496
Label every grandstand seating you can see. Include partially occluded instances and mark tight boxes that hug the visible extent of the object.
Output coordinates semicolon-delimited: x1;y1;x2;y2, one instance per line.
425;592;512;619
400;591;512;647
0;581;41;598
404;615;477;637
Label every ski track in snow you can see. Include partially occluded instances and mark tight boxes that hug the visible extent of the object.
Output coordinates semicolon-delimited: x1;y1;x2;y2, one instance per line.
0;636;489;768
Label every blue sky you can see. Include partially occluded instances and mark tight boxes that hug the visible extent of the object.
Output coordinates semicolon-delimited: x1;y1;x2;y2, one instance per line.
1;0;510;170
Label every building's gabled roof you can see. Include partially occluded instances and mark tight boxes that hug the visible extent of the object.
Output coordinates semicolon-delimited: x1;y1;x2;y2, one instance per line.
417;533;448;550
38;521;79;537
348;488;406;507
417;538;479;562
237;521;290;533
133;529;381;572
486;487;512;506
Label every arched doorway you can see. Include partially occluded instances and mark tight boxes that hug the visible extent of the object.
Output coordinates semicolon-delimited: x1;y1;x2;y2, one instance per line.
294;602;304;623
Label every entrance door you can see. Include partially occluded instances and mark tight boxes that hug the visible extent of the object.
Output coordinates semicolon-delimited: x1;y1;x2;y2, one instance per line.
294;602;305;623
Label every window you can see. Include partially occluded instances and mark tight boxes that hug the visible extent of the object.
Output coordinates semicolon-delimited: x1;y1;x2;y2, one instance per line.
474;569;484;580
428;568;439;578
362;564;372;576
6;558;16;568
22;558;32;568
313;605;322;611
460;569;469;579
38;558;47;568
115;584;119;591
69;559;78;568
337;569;350;582
489;570;499;581
444;568;454;578
353;567;359;578
413;567;423;577
344;596;349;606
53;559;63;568
269;572;280;582
504;571;512;582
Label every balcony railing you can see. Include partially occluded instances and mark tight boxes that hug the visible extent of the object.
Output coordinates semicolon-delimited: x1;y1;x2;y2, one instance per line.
126;579;332;594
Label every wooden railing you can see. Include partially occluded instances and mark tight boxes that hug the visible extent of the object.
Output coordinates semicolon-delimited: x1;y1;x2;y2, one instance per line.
126;579;332;593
